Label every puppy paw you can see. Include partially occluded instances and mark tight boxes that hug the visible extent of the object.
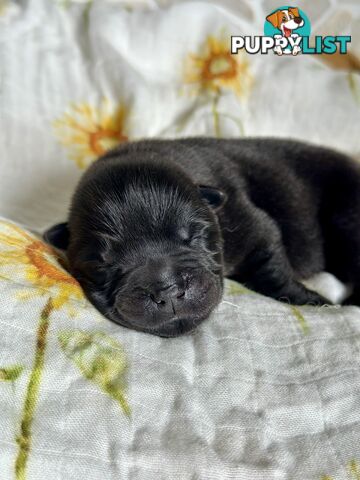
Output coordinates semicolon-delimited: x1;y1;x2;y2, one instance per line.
278;288;331;307
302;291;332;306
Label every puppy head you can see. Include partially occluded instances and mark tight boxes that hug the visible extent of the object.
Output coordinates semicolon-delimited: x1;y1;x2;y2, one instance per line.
46;158;225;337
266;8;304;34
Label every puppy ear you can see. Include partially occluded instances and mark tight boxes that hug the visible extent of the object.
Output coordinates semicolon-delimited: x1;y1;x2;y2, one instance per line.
266;10;281;28
198;186;227;211
289;7;300;17
43;222;70;250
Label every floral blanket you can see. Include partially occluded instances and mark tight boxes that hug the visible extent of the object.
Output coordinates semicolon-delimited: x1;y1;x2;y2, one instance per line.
1;219;360;480
0;1;360;479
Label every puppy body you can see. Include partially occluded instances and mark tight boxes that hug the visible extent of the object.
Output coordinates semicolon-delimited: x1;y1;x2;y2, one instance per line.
142;138;360;301
46;138;360;336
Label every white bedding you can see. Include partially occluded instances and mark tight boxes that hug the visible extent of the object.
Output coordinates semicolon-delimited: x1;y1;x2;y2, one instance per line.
1;1;360;479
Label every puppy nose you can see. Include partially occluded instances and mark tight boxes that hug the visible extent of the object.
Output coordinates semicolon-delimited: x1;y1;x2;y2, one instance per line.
150;284;186;305
294;16;302;24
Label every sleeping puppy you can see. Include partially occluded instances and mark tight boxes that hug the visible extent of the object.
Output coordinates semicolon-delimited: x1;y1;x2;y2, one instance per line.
45;138;360;337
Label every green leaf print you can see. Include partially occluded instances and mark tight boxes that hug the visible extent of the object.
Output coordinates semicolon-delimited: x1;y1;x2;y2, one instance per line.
0;365;23;382
348;73;360;106
291;306;310;335
58;330;130;416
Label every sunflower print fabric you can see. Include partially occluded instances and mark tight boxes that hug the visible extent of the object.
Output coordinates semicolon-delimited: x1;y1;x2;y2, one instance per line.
58;330;130;416
183;34;253;136
184;35;253;99
53;99;129;169
1;219;360;480
0;221;130;480
0;222;83;309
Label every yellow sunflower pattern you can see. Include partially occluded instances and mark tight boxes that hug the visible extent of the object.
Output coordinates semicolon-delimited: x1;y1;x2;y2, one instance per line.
184;35;253;99
53;99;129;169
0;221;85;480
183;34;253;136
0;221;83;309
0;221;131;480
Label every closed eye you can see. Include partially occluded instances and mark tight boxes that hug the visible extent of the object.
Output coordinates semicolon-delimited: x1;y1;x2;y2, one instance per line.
178;227;191;243
178;218;211;245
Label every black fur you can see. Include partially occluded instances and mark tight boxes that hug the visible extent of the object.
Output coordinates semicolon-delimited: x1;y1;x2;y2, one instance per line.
45;138;360;336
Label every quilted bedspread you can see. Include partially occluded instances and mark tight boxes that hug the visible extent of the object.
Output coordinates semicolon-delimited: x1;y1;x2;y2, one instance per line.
1;1;360;479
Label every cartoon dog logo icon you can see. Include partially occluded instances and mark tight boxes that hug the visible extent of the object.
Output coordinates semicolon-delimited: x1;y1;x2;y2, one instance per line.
266;7;304;55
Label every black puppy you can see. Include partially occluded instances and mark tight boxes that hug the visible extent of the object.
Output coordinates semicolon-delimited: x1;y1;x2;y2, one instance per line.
45;138;360;337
